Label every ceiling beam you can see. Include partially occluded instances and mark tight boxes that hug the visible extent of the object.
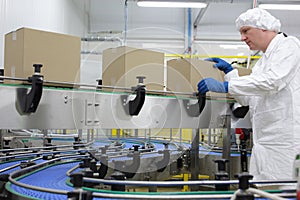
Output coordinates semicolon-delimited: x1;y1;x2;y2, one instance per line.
193;4;209;27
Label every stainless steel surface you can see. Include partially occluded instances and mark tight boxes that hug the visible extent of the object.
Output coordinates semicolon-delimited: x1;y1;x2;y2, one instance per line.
92;192;295;199
222;115;232;177
0;84;250;129
190;129;200;191
199;153;250;180
84;177;296;186
0;75;202;96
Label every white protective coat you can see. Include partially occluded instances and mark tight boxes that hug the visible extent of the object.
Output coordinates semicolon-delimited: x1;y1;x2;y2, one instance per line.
225;33;300;180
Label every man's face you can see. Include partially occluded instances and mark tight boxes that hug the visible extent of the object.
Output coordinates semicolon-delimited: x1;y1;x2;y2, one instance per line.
239;26;264;51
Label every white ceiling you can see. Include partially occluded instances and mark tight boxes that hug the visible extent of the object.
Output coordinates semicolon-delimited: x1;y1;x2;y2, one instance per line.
85;0;300;42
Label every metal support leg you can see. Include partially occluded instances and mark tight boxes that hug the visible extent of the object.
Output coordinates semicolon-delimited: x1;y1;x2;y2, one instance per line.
222;115;231;177
179;129;182;146
42;129;47;146
78;129;82;140
190;128;200;191
91;129;95;141
208;128;212;146
0;130;5;149
87;129;91;142
148;171;157;192
116;129;121;145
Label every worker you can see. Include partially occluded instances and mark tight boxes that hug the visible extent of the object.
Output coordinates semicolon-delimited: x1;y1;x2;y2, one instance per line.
198;7;300;181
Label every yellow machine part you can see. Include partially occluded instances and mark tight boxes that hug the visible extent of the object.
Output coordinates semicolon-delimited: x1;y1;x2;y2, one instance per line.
172;174;210;192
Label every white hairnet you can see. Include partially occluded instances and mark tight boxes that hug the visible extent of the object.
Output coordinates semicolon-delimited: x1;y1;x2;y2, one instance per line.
235;8;281;32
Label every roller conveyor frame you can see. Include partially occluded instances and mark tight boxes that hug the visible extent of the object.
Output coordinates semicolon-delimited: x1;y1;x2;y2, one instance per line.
4;157;297;199
0;83;251;129
1;137;297;200
1;80;294;199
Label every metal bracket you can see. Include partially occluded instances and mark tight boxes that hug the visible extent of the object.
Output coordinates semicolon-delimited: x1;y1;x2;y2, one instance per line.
214;159;230;191
16;64;44;115
230;103;249;118
125;149;141;178
156;143;170;172
115;151;141;179
68;173;93;199
183;93;206;117
121;85;146;116
98;155;108;179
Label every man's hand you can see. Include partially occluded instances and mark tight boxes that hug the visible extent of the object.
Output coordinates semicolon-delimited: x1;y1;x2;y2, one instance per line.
198;78;228;94
205;57;233;74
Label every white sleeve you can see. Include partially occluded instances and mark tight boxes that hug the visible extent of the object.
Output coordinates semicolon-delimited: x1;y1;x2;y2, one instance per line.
225;38;300;106
224;69;251;106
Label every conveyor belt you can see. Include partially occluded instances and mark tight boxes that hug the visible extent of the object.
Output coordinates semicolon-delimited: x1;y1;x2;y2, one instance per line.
8;162;78;199
3;138;294;200
6;160;295;200
1;160;24;174
0;159;45;175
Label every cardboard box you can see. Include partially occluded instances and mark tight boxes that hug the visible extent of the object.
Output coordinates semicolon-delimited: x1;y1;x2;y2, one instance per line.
234;66;252;76
4;27;81;86
102;46;164;91
167;58;225;95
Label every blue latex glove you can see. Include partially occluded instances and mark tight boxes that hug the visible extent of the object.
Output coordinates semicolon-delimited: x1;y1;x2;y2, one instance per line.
205;57;233;74
198;78;228;94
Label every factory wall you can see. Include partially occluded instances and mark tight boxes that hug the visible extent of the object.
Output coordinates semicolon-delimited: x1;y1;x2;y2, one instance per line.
0;0;88;69
0;0;253;86
80;39;252;85
80;2;252;85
